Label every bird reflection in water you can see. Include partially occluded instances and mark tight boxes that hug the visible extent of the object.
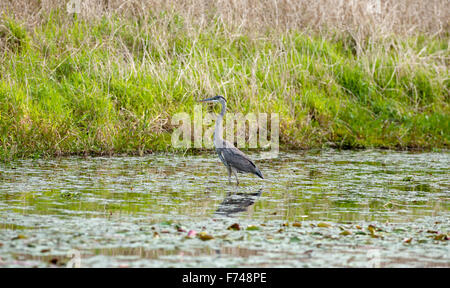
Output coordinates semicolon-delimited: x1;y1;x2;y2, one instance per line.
214;189;262;217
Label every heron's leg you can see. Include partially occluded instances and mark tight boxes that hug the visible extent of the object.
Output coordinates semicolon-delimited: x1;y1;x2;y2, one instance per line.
232;169;239;186
227;166;232;184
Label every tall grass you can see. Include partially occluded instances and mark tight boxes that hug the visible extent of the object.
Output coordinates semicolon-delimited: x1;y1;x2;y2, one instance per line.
0;1;448;159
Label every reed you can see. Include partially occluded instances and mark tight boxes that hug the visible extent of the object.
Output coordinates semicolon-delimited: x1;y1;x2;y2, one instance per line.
0;1;448;159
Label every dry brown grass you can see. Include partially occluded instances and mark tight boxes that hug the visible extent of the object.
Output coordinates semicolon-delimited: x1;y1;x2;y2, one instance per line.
2;0;448;37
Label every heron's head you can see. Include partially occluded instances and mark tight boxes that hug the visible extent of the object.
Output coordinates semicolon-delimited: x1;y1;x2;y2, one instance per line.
199;95;226;104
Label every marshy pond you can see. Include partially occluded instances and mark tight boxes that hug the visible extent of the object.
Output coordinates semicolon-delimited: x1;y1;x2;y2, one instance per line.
0;150;448;267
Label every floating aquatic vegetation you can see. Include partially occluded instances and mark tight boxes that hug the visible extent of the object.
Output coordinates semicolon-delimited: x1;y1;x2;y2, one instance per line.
0;150;448;267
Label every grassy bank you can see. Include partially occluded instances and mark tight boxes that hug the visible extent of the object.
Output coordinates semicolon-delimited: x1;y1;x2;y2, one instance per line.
0;1;448;160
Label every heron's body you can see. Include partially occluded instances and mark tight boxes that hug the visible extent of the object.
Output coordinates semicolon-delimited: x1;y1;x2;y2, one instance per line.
200;95;264;185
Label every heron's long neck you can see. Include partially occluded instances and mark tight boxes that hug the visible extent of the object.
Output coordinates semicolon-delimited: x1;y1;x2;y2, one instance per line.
214;101;226;146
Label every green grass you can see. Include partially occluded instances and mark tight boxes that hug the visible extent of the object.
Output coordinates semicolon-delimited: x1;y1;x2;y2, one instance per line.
0;11;448;160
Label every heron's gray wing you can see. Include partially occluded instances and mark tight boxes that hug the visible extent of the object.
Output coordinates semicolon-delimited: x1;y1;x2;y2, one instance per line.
216;140;264;179
221;146;257;173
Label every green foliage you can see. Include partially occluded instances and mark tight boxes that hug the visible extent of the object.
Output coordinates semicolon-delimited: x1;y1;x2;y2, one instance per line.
0;12;448;160
0;16;30;53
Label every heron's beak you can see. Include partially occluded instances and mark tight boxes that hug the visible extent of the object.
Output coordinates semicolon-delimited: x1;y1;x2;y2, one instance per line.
198;97;216;103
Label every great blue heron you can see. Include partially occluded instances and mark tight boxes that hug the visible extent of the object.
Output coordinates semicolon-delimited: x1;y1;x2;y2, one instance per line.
199;95;264;185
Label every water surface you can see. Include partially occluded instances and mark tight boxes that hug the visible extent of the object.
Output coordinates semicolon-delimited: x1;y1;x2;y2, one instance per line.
0;150;448;267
